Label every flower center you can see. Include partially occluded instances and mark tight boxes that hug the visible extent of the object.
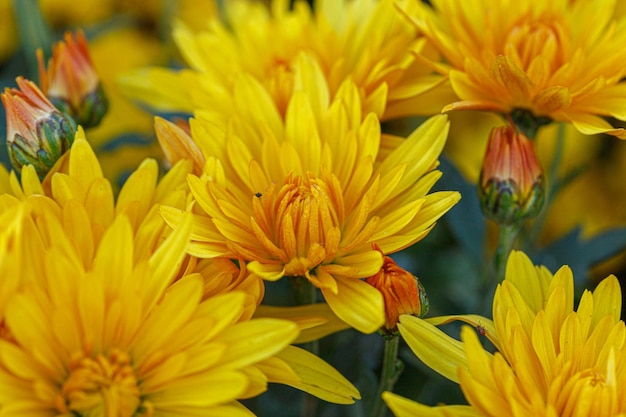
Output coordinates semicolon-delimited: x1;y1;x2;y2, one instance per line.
506;17;568;72
553;367;621;417
60;349;143;417
264;56;295;118
251;171;344;276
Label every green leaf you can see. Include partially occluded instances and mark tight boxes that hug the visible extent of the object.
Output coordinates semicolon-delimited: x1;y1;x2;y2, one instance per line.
436;156;486;262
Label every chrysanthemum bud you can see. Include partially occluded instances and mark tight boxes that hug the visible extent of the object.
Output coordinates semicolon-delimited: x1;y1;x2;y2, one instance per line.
2;77;77;177
365;245;429;333
38;30;108;128
479;124;545;225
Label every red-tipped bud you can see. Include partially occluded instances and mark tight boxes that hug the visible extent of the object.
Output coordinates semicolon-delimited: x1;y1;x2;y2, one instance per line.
2;77;77;177
479;124;545;225
365;244;429;333
38;30;108;128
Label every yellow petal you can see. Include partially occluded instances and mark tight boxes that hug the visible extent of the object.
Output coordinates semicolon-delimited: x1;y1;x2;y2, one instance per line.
217;319;299;369
567;112;626;138
426;314;498;349
254;303;350;344
247;261;285;281
591;275;622;328
383;391;481;417
146;212;193;306
68;129;103;191
322;276;384;334
533;86;571;113
275;345;360;404
397;315;467;383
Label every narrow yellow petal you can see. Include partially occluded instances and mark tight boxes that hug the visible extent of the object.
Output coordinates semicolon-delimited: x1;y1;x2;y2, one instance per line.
254;303;350;344
591;275;622;327
426;314;498;349
383;391;480;417
146;212;193;306
275;345;360;404
217;319;299;369
322;276;384;334
68;129;103;191
397;315;467;383
247;261;285;281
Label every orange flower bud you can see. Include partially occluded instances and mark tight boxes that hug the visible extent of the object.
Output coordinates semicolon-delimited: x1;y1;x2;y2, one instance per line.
365;245;429;332
479;124;545;225
2;77;77;177
38;30;108;128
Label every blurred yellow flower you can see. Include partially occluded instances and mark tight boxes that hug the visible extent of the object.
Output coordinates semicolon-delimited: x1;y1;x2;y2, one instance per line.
398;0;626;138
383;251;626;416
122;0;444;121
0;0;17;62
39;0;114;26
161;57;460;333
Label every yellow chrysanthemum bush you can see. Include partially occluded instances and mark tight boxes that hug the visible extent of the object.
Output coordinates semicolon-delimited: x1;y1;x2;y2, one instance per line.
383;251;626;417
160;54;459;334
121;0;447;121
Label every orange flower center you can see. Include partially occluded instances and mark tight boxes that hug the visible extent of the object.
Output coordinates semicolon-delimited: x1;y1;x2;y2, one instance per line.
59;349;146;417
250;170;359;277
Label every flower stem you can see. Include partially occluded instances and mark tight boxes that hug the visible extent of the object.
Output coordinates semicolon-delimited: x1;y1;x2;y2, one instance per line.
525;122;565;246
288;276;320;417
12;0;52;80
370;334;403;417
494;223;519;281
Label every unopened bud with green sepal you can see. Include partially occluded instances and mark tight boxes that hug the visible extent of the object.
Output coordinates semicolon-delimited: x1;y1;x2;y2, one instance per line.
479;124;545;225
2;77;77;177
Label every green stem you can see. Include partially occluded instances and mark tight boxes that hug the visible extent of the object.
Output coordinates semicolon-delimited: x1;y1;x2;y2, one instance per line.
288;277;320;417
13;0;52;80
370;334;403;417
525;122;565;246
494;223;519;282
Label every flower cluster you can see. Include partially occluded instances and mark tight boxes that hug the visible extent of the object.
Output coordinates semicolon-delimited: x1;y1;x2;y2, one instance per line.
3;1;626;416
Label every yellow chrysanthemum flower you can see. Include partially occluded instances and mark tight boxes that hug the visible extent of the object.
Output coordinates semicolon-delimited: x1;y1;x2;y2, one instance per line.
161;55;460;334
122;0;444;121
383;251;626;417
0;128;361;406
398;0;626;138
0;199;302;416
1;127;190;267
